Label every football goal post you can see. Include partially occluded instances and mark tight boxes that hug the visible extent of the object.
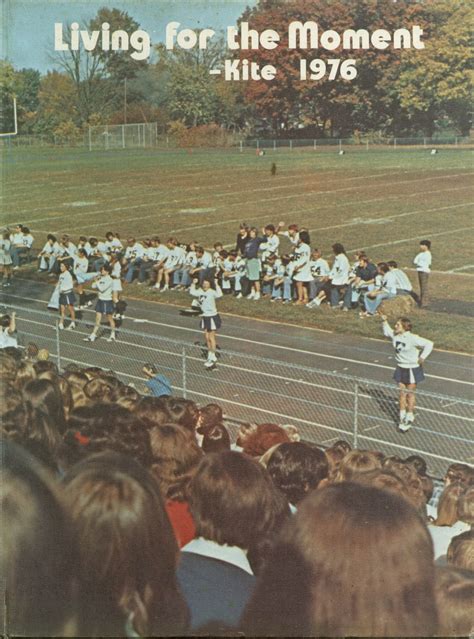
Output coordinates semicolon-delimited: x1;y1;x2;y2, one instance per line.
0;97;18;138
87;122;158;151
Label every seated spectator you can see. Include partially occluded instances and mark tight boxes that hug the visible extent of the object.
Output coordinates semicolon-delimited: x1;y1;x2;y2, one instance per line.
361;262;397;317
197;405;231;453
334;449;382;482
178;450;289;632
10;224;34;269
133;395;169;429
429;483;471;560
434;566;474;637
0;312;17;349
387;260;418;300
61;404;153;470
238;422;291;458
123;237;145;284
447;530;474;572
149;422;203;547
458;485;474;525
142;362;172;398
342;254;377;311
445;462;474;488
241;482;437;637
38;234;60;273
266;442;329;510
63;452;189;636
165;397;200;435
2;442;79;636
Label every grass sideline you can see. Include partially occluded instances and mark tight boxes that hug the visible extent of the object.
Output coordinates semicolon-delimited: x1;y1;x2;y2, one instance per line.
4;146;473;353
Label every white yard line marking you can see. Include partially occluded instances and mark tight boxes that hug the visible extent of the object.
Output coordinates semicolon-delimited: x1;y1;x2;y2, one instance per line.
447;264;474;273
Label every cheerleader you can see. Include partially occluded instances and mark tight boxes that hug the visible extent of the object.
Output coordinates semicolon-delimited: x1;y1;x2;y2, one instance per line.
0;231;13;287
381;315;434;432
83;264;116;342
189;278;223;368
57;262;76;330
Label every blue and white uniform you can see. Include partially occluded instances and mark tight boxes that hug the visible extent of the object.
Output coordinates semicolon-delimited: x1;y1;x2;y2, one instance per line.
190;283;223;331
92;274;114;314
383;321;433;384
58;269;76;306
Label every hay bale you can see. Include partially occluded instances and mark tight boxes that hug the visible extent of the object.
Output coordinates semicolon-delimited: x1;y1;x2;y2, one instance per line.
379;295;416;318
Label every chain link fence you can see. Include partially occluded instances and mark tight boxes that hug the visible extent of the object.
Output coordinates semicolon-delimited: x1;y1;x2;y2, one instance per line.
241;136;473;152
5;303;473;479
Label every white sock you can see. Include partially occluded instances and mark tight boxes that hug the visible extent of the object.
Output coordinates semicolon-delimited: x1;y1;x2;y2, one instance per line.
399;410;406;421
406;412;414;422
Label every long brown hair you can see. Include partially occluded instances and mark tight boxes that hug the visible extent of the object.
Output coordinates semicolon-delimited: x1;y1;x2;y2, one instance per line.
149;423;203;501
63;452;189;636
435;483;465;526
242;482;437;637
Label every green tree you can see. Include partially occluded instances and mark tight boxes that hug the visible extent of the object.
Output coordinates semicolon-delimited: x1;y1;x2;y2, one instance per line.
35;71;78;133
88;7;149;82
397;0;473;136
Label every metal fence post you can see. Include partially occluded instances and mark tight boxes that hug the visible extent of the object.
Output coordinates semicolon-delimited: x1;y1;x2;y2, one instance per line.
239;140;243;153
182;345;187;398
290;139;293;151
56;321;62;370
353;382;359;448
313;139;317;150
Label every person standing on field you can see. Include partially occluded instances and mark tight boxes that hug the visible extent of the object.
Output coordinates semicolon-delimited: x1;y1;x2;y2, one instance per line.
84;264;116;343
381;315;433;433
413;240;432;307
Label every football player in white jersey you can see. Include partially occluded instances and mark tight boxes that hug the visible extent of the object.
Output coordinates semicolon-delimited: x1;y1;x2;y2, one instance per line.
381;315;434;432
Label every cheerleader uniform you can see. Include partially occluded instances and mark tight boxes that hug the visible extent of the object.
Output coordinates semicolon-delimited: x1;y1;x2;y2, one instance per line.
58;270;76;306
0;238;13;267
383;321;433;384
92;274;114;314
189;283;223;331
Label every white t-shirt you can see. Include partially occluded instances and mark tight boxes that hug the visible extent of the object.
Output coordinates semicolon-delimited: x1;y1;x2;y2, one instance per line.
392;268;413;291
414;251;432;273
293;243;312;282
310;258;330;279
330;254;350;285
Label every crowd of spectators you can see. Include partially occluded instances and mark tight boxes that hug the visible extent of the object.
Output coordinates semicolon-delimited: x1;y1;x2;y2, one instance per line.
1;221;432;312
1;341;472;637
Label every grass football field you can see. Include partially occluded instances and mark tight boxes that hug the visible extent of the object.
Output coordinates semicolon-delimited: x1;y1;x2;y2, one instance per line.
2;145;473;352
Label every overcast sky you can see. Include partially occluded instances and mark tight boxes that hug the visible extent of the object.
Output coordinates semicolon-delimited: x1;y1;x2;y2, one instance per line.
2;0;255;73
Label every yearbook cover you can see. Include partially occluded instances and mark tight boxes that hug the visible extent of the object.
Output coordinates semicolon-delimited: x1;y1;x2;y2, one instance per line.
1;0;473;636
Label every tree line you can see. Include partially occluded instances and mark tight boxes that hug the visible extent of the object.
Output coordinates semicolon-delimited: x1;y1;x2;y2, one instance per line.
1;0;471;142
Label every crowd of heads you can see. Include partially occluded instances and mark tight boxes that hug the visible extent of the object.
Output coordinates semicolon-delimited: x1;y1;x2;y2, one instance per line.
1;341;473;637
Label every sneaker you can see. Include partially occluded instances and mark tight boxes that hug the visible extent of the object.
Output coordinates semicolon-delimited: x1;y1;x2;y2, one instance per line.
83;334;96;342
66;322;76;331
153;284;161;290
342;307;349;312
162;285;169;292
87;300;93;307
314;298;322;306
204;359;216;368
282;299;291;304
107;334;116;342
398;420;412;433
58;323;64;330
247;291;255;300
253;293;261;300
235;293;243;299
13;266;19;271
